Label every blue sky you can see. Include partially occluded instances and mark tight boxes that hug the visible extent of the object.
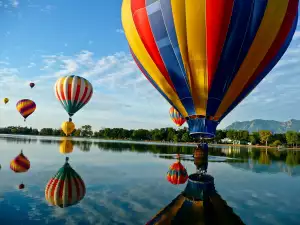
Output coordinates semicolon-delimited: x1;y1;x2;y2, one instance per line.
0;0;300;131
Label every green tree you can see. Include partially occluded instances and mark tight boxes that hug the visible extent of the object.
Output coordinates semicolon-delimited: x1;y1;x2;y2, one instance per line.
181;132;190;142
81;125;93;137
259;130;272;146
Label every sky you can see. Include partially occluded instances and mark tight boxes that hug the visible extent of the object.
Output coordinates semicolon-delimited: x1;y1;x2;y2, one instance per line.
0;0;300;131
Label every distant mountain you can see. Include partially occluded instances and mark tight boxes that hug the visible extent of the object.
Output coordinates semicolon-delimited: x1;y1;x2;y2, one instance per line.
225;119;300;133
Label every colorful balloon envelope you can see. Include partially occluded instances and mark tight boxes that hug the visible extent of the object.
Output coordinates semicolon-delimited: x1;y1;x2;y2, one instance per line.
122;0;299;138
169;106;186;127
45;157;86;208
10;150;30;173
167;157;188;185
61;121;75;136
59;139;74;154
29;82;35;88
3;98;9;104
54;75;93;119
16;99;36;121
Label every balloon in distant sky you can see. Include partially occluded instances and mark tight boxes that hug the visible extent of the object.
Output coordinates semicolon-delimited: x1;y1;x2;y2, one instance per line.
29;82;35;88
3;98;9;104
169;106;185;127
54;75;93;120
122;0;299;138
16;99;36;121
61;120;75;136
45;157;86;208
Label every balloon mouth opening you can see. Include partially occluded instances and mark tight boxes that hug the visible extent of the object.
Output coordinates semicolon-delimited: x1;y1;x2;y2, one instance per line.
186;117;218;138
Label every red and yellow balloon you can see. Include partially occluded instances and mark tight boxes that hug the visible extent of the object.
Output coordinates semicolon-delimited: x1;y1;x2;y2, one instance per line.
169;106;185;127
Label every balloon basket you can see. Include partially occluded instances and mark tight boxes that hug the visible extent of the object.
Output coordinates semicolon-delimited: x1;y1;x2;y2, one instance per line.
183;173;215;201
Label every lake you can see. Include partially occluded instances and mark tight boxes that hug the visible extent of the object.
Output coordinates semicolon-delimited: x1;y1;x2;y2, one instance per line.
0;135;299;225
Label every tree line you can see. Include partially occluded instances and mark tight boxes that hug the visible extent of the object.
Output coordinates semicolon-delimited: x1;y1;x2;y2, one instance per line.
0;125;299;147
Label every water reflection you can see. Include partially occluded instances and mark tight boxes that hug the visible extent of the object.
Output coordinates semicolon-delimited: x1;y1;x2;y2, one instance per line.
148;145;245;225
45;157;86;208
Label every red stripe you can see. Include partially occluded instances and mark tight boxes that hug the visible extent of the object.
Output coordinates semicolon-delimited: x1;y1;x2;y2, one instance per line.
206;0;234;90
131;0;175;91
74;178;80;200
67;84;72;101
46;178;55;196
50;179;59;197
244;0;298;90
83;89;93;104
80;87;88;103
60;84;66;101
68;177;72;204
74;84;81;101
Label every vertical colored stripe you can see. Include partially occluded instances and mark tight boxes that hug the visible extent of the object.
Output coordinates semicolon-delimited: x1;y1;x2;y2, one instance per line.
206;0;234;90
122;0;187;117
131;0;173;90
185;0;207;116
215;0;290;119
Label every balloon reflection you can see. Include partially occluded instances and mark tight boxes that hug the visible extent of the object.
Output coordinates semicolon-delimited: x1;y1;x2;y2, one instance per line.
149;145;245;225
166;154;188;185
10;150;30;190
45;157;86;208
59;139;74;155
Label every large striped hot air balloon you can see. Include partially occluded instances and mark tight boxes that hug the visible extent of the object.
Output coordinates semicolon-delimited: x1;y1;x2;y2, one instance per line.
169;106;186;127
45;157;86;208
122;0;299;138
54;75;93;120
167;154;188;185
16;99;36;121
10;150;30;173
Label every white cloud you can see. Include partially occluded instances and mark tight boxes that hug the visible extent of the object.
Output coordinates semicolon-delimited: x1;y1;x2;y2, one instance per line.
28;62;36;68
88;40;93;45
116;29;124;34
10;0;19;8
55;59;78;77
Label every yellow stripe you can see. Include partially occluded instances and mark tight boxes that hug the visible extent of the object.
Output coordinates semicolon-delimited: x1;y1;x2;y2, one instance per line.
67;76;73;84
215;0;289;119
17;101;31;111
121;0;187;117
171;0;192;88
185;0;207;116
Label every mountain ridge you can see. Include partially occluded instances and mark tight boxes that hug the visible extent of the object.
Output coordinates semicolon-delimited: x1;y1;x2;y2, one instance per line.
225;119;300;133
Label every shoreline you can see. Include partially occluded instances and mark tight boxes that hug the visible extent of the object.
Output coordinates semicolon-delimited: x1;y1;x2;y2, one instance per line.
1;133;300;150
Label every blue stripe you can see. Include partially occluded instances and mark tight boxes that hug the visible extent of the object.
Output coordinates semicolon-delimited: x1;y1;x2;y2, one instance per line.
147;0;195;115
207;0;262;116
220;13;298;122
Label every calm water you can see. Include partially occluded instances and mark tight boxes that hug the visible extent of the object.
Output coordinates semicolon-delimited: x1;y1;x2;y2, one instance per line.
0;135;300;225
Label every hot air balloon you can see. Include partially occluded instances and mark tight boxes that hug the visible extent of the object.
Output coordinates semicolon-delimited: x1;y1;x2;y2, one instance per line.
169;106;185;127
122;0;299;139
19;183;25;190
61;120;75;136
59;139;74;154
166;154;188;185
45;157;86;208
3;98;9;104
10;150;30;173
16;99;36;121
29;82;35;88
54;75;93;121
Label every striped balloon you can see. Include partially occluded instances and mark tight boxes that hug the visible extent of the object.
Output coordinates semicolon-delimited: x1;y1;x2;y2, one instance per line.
169;106;186;127
167;156;188;185
45;157;86;208
122;0;299;138
16;99;36;121
10;150;30;173
54;75;93;118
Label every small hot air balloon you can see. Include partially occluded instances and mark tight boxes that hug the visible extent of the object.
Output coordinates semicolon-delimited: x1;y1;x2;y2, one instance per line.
169;106;186;127
167;154;188;185
29;82;35;88
59;139;74;154
122;0;299;139
10;150;30;173
54;75;93;120
19;183;25;190
45;157;86;208
3;98;9;104
61;120;75;136
16;99;36;122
